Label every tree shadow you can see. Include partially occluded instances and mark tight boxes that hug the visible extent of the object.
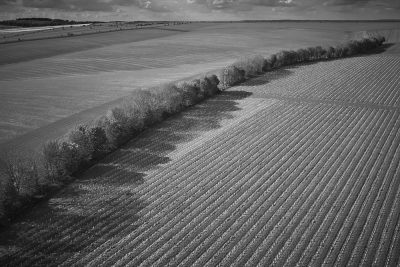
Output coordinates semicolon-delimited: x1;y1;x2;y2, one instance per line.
366;42;395;55
241;69;294;87
0;90;252;266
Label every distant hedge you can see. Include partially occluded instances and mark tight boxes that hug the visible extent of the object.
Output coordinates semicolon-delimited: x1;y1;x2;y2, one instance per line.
218;35;385;88
0;34;385;225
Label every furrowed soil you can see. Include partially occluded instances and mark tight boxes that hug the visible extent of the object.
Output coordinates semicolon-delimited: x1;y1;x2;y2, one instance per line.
0;21;399;151
1;47;399;266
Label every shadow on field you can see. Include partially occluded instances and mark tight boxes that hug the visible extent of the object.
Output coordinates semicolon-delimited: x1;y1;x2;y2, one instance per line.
369;43;395;54
241;68;294;87
0;90;252;266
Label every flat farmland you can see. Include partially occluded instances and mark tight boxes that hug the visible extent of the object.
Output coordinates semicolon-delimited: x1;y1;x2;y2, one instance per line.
1;48;399;265
0;22;166;44
0;21;399;151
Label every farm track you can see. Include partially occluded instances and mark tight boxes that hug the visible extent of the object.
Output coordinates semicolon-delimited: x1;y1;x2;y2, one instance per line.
1;54;400;266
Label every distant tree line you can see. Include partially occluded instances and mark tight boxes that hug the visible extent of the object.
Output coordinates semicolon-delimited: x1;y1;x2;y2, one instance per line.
0;18;97;27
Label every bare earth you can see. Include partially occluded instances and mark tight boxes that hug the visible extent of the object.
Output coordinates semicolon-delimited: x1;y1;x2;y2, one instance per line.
1;46;399;265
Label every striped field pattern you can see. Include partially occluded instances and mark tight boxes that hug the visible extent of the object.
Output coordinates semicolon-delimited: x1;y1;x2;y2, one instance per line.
2;22;399;144
0;52;400;266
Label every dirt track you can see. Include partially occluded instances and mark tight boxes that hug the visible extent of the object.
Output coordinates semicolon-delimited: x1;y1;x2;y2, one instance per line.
1;50;400;266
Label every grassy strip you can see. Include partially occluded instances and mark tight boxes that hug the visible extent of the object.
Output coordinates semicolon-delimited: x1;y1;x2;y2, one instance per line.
0;35;385;225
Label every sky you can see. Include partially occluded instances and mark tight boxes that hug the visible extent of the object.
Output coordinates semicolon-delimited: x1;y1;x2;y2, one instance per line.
0;0;399;21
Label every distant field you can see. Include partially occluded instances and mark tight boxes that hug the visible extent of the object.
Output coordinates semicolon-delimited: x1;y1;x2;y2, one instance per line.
1;49;399;266
0;22;167;44
0;24;91;33
0;21;399;149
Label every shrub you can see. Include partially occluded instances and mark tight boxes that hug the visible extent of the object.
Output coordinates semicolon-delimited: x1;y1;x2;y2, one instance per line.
119;100;146;131
262;58;272;72
333;45;345;58
289;50;299;64
43;140;62;178
176;81;200;107
102;111;131;147
131;90;161;125
68;124;108;161
275;50;298;67
152;83;184;116
231;55;265;78
326;46;336;59
377;35;385;45
360;37;379;51
187;79;202;99
87;125;109;159
307;47;318;61
266;54;278;68
274;51;287;67
68;125;93;162
341;45;350;57
207;74;220;91
58;141;81;175
0;151;40;199
43;140;80;177
0;171;18;218
296;48;310;62
346;40;360;56
200;75;220;97
315;46;326;59
219;65;245;88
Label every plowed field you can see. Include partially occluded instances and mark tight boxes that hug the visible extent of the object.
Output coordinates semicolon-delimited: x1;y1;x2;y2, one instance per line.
1;51;400;266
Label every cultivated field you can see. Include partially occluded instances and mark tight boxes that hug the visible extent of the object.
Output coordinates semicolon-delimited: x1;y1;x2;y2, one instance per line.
0;22;167;43
0;21;399;150
0;47;399;265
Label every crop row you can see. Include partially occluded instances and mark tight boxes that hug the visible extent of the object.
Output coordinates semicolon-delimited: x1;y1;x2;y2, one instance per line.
0;51;238;81
70;107;399;266
248;55;400;108
1;51;400;266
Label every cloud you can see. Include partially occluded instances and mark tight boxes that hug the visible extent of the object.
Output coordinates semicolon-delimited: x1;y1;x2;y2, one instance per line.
0;0;17;4
323;0;370;6
4;0;397;12
1;0;399;19
186;0;295;11
16;0;171;12
249;0;295;7
21;0;114;11
118;0;171;12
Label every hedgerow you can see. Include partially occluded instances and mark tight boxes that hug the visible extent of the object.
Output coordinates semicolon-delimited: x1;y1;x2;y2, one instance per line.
0;34;386;224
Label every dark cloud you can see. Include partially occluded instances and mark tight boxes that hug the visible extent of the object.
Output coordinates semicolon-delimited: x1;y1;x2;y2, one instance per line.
324;0;370;6
188;0;295;10
15;0;170;12
188;0;238;9
249;0;295;7
116;0;171;12
0;0;17;4
21;0;114;11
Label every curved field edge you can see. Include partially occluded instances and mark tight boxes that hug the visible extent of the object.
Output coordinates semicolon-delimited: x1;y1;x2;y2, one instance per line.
0;53;399;266
0;35;386;225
